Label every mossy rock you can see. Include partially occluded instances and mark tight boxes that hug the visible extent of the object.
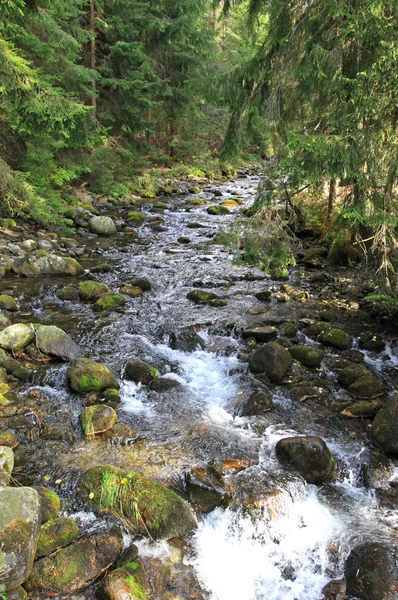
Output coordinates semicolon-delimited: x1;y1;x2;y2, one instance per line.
125;360;158;385
347;374;384;399
125;278;152;291
220;198;241;207
255;290;272;302
0;446;14;485
0;324;34;351
0;349;30;381
36;517;79;558
318;327;351;350
344;542;395;600
58;284;79;301
341;400;383;418
103;388;120;402
288;345;324;368
241;389;274;416
34;487;60;523
187;289;227;306
371;394;398;455
80;405;118;437
94;293;126;312
99;565;148;600
186;197;205;206
67;357;119;394
249;341;292;383
280;322;297;338
303;321;331;339
302;247;328;268
0;295;18;311
337;364;371;388
242;326;277;343
120;284;143;298
0;315;11;331
207;205;230;215
25;528;123;596
318;309;336;322
188;186;201;194
275;436;335;483
0;428;19;448
78;280;109;302
127;211;146;225
88;216;117;236
79;465;197;539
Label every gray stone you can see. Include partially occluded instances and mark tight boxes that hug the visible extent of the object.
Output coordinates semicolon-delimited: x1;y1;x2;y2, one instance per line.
0;324;34;351
88;216;117;236
0;446;14;485
36;325;82;361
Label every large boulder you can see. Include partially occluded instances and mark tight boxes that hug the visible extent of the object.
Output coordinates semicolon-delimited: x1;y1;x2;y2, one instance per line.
35;326;82;361
248;341;292;383
80;465;197;540
275;436;335;483
347;374;384;399
337;365;370;388
371;395;398;455
344;542;395;600
78;280;109;301
288;345;324;368
125;360;159;385
24;528;123;596
0;324;34;351
67;358;119;394
80;405;117;437
0;446;14;485
36;517;79;558
88;216;117;236
13;254;84;277
0;487;41;591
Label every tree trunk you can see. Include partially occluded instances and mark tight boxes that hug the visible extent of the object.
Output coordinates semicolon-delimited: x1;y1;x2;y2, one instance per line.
328;178;336;221
89;0;96;119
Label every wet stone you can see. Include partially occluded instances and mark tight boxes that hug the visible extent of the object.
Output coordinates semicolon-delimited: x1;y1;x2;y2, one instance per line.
344;542;395;600
242;326;278;343
34;487;60;523
275;436;335;483
240;389;274;416
36;517;79;558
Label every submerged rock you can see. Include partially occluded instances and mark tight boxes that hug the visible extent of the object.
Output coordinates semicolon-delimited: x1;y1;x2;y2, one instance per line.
88;215;117;236
371;394;398;455
344;542;395;600
25;528;123;596
0;324;34;351
248;341;292;383
288;344;324;368
0;487;41;591
275;436;335;483
80;465;197;539
120;284;143;297
67;358;119;394
78;280;109;301
125;360;159;385
254;290;272;302
187;289;227;306
80;404;118;437
36;325;82;361
36;517;79;558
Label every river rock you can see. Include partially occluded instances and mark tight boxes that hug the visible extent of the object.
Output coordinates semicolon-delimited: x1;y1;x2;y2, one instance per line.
120;284;143;297
80;404;118;437
318;328;351;350
341;400;383;418
337;364;370;387
240;389;274;416
185;467;228;512
301;247;328;268
67;358;119;394
35;325;82;361
279;322;297;338
58;284;80;301
0;324;34;351
13;254;84;277
358;333;386;353
248;341;292;383
344;542;395;600
80;465;197;539
275;436;335;483
371;394;398;455
207;205;229;215
125;359;159;385
347;374;384;398
36;517;79;558
78;280;109;301
170;328;205;352
127;211;146;225
303;321;330;339
98;565;147;600
254;290;272;302
34;487;60;523
88;216;117;236
321;579;346;600
125;277;152;291
242;326;278;343
187;289;227;306
94;292;126;312
0;487;41;591
25;528;123;596
0;446;14;485
0;429;19;449
0;295;18;311
0;314;11;330
288;345;324;368
361;450;393;489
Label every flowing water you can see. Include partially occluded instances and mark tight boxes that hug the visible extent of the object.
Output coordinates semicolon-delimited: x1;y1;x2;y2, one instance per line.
4;174;398;599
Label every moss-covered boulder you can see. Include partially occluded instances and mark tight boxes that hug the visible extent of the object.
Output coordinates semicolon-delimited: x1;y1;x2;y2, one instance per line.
25;528;123;596
80;405;117;437
188;186;201;194
279;322;297;338
255;290;272;302
187;289;227;306
78;280;109;302
207;205;230;215
337;365;370;388
0;429;19;449
0;324;34;351
94;293;126;312
125;277;152;292
0;295;18;311
127;211;146;225
371;394;398;455
79;465;197;540
0;349;30;381
288;345;324;368
220;198;241;207
120;284;143;298
58;284;79;301
318;328;351;350
36;517;79;558
36;325;82;361
249;341;292;384
0;487;41;591
88;216;117;236
347;374;384;399
303;321;331;339
275;436;335;483
242;326;278;343
99;565;148;600
14;254;84;277
0;446;14;485
186;197;205;206
34;487;60;523
341;400;383;418
344;542;395;600
67;358;119;394
125;360;158;385
240;389;273;416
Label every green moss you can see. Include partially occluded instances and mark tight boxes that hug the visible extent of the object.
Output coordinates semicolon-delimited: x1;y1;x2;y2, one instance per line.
318;327;351;350
78;375;101;392
94;293;126;312
36;250;48;259
188;186;201;194
125;575;145;599
127;211;146;224
78;280;109;302
207;205;230;215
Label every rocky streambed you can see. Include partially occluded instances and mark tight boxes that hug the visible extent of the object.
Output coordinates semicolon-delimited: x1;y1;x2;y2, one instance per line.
0;172;397;600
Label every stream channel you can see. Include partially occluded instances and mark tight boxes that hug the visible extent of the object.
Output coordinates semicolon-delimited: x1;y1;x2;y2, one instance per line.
2;173;398;600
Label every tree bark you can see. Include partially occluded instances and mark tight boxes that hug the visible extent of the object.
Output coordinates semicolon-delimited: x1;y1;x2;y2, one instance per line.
328;178;336;221
90;0;96;119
